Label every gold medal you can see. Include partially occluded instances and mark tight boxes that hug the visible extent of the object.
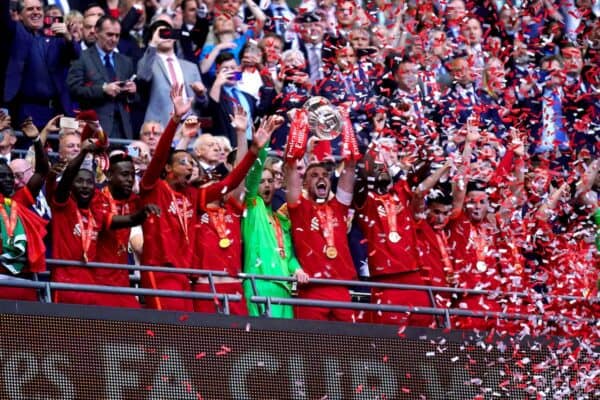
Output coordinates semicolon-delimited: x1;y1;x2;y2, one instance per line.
388;231;400;243
325;246;338;259
219;238;231;248
476;260;487;272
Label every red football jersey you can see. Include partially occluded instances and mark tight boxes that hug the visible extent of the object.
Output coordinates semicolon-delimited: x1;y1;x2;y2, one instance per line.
93;188;140;265
194;199;243;276
140;180;197;268
288;196;356;280
415;220;452;288
357;181;419;276
50;195;111;289
445;212;502;289
51;195;111;262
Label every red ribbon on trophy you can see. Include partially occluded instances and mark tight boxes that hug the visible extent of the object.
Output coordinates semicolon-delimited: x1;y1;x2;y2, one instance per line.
285;108;310;161
340;107;361;161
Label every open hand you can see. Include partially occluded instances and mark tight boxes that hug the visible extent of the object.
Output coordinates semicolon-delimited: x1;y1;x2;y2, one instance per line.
170;84;193;120
229;104;248;133
20;117;40;139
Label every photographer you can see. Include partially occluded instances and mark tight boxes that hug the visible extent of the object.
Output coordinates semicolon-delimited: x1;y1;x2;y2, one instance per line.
2;0;79;129
67;15;137;140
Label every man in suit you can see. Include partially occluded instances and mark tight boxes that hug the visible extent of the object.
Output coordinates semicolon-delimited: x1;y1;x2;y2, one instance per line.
263;0;296;47
67;15;137;139
137;19;207;128
208;52;274;147
2;0;79;128
296;12;325;84
179;0;210;63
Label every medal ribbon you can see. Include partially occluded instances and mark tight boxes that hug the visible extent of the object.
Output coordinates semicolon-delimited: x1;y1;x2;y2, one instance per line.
315;204;336;250
207;206;229;241
381;194;399;235
471;225;488;268
76;208;96;262
269;212;286;259
166;185;189;243
102;187;129;255
0;199;18;242
434;230;456;284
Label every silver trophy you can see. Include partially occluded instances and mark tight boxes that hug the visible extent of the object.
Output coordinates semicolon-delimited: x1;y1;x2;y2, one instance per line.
303;96;342;140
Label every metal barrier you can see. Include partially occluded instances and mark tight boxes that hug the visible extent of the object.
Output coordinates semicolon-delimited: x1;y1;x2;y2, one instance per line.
1;258;598;329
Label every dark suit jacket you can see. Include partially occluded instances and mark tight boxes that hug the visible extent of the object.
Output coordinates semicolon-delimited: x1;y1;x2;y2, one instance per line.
208;86;275;147
179;17;210;63
1;0;79;114
67;47;136;139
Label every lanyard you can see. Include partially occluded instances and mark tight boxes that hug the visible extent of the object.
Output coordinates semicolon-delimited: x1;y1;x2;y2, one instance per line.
269;212;286;259
76;208;96;263
0;199;18;245
435;230;456;285
207;206;231;248
470;225;488;272
380;193;401;243
166;185;190;243
102;187;129;255
315;204;337;259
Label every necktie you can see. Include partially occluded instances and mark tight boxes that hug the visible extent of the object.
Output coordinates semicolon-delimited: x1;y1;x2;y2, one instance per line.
274;6;285;36
307;44;322;82
540;90;567;152
104;53;116;81
166;57;179;87
344;75;355;95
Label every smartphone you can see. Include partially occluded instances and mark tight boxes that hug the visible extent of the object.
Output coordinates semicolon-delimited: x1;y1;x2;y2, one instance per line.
118;81;127;87
232;71;243;81
59;117;78;130
159;29;182;40
126;145;140;158
43;16;55;36
0;108;8;116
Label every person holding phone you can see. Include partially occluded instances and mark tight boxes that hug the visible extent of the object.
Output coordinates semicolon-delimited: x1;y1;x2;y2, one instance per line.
67;15;137;140
2;0;79;128
137;19;208;129
208;52;274;148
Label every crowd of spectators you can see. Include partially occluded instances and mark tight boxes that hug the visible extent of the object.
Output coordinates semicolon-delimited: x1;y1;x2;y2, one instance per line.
0;0;599;334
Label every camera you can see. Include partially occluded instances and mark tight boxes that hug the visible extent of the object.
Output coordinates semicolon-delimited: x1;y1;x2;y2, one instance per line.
159;29;182;40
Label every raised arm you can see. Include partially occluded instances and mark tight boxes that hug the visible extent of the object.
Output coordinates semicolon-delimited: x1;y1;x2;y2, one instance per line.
535;182;570;222
198;119;272;207
451;125;479;215
20;119;49;199
54;138;96;204
336;160;357;206
245;147;267;202
284;158;303;206
201;42;236;74
140;85;192;190
232;104;250;166
412;161;452;215
244;116;284;201
244;0;266;32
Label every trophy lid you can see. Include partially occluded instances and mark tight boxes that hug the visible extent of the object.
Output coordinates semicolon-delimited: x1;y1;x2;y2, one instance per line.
303;96;342;140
